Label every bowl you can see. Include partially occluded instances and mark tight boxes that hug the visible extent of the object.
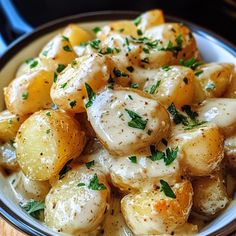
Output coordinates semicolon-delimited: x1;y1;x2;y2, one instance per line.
0;11;235;236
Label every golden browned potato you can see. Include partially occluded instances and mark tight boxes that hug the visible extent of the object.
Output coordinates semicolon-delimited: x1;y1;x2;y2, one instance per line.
4;69;54;115
13;172;51;201
86;88;171;156
171;123;224;176
45;166;110;234
224;70;236;98
143;66;194;108
121;180;193;235
193;63;234;103
137;9;165;31
51;54;110;113
39;34;77;65
16;110;86;180
192;174;229;216
0;110;28;142
224;133;236;170
196;98;236;137
63;24;92;47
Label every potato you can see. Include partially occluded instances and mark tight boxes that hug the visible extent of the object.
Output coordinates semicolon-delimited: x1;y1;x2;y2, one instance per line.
192;174;229;216
63;24;92;47
110;150;181;192
224;70;236;98
197;98;236;137
171;123;224;176
45;166;110;234
39;34;77;65
141;23;199;68
224;133;236;170
13;171;51;201
143;66;194;108
51;54;110;113
86;88;171;156
121;180;193;235
102;195;133;236
16;110;86;180
193;63;234;103
137;9;165;31
4;69;54;115
0;142;19;171
0;110;28;142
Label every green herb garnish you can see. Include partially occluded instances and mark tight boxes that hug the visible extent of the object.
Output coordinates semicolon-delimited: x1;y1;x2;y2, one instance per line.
22;91;29;100
149;80;161;94
69;100;77;108
180;57;203;70
56;64;66;73
59;159;73;179
134;16;142;26
205;82;215;92
162;65;171;71
92;27;102;34
88;174;106;190
130;83;139;88
125;109;147;130
113;68;128;77
85;160;95;169
21;200;45;220
128;156;137;163
25;58;38;69
63;45;73;52
85;82;96;108
77;183;86;187
62;35;69;42
160;179;176;198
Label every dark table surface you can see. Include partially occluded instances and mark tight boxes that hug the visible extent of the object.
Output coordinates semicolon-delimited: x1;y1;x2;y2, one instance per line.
0;0;236;47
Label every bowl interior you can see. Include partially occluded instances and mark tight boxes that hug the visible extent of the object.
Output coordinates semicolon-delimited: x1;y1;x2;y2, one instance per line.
0;13;236;236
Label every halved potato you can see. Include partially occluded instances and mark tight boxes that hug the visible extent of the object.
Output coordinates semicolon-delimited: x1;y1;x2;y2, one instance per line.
143;66;194;108
224;70;236;98
51;54;110;113
63;24;92;47
86;88;171;156
0;110;28;142
45;166;110;234
192;174;229;216
4;69;54;115
121;180;193;235
16;110;86;180
196;98;236;137
173;123;224;176
224;133;236;170
193;63;234;103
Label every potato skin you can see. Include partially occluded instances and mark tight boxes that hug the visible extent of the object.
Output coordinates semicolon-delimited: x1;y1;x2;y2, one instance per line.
0;110;28;142
224;70;236;98
16;110;86;180
192;174;229;216
4;69;54;115
45;166;110;234
121;180;193;235
224;133;236;170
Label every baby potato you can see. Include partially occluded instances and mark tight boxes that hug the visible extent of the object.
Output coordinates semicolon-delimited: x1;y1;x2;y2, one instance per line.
86;88;171;156
224;70;236;98
16;110;86;180
14;171;51;201
192;174;229;216
51;54;110;113
172;123;224;176
197;98;236;137
110;151;181;192
45;166;110;234
0;142;19;171
143;66;194;108
224;133;236;170
0;110;28;142
63;24;92;47
121;180;193;235
4;69;54;115
39;34;77;65
193;63;234;103
137;9;165;31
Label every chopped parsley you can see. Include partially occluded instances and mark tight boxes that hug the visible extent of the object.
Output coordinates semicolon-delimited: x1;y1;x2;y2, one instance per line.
62;35;69;42
71;60;78;68
128;95;133;100
85;82;96;108
118;28;124;33
160;179;176;199
125;109;147;130
181;105;198;120
9;139;16;148
162;65;171;71
128;156;137;163
92;27;102;34
63;45;73;52
60;82;67;89
113;68;128;77
53;72;58;83
85;160;95;169
46;129;51;134
90;39;101;50
56;64;66;73
137;29;143;36
46;112;51;116
180;57;203;70
143;46;150;54
21;200;45;220
22;91;29;100
167;103;188;125
59;159;72;179
25;58;38;69
126;66;134;72
130;83;139;89
134;16;142;26
149;80;161;94
194;70;203;77
88;174;106;190
205;82;215;92
69;100;76;108
77;183;86;187
148;145;165;161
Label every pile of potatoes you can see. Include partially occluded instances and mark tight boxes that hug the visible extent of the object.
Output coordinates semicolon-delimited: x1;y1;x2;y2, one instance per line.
0;9;236;236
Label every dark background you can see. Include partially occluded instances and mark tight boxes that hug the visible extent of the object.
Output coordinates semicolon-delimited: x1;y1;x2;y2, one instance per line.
0;0;236;46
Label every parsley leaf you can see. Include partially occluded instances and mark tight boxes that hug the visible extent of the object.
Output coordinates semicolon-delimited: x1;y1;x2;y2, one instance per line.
130;83;139;89
85;160;95;169
162;65;171;71
88;174;106;190
69;100;77;108
148;145;165;161
62;35;69;42
113;68;128;77
22;91;29;100
77;183;86;187
181;105;198;120
134;16;142;26
85;83;96;108
63;45;73;52
90;39;101;49
205;82;215;92
194;70;203;77
59;159;72;179
21;200;45;220
149;80;161;94
125;109;147;130
128;156;137;163
25;58;38;69
167;103;188;125
180;58;203;70
160;179;176;198
164;147;178;165
56;64;66;73
92;27;102;34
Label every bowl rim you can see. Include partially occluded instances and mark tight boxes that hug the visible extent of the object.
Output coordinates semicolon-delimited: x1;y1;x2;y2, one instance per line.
0;10;236;236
